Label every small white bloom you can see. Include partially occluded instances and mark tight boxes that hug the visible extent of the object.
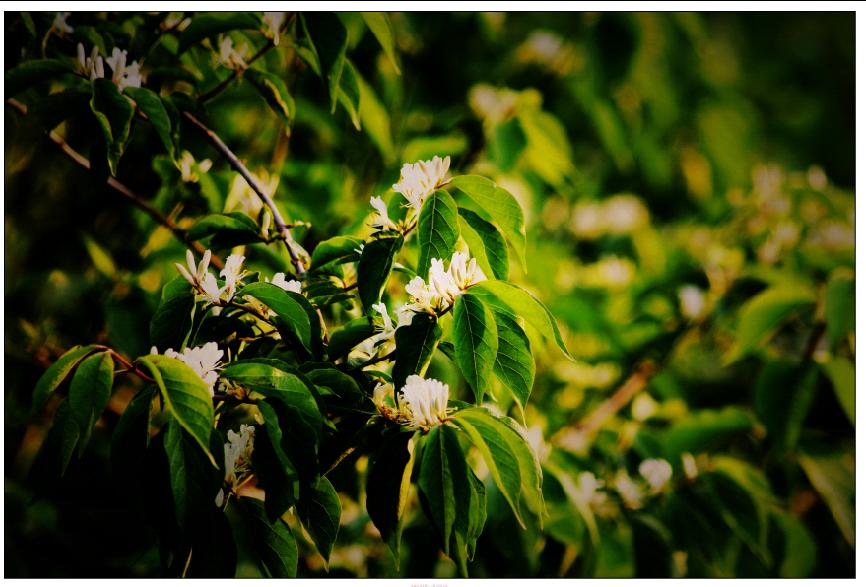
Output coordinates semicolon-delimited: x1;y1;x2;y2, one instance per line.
53;12;73;35
371;302;394;333
370;196;398;231
77;44;105;80
392;156;450;212
218;36;248;70
678;285;705;321
396;303;415;328
200;272;224;304
216;424;256;506
179;151;212;183
575;471;607;509
105;48;128;85
220;253;246;298
614;470;643;509
447;251;487;290
117;60;142;92
151;342;224;395
268;272;302;294
639;458;673;493
682;453;699;481
262;12;287;45
428;257;460;302
405;275;440;314
398;375;451;430
372;381;396;415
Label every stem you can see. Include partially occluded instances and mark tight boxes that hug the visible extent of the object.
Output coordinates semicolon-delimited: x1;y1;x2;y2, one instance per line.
197;42;275;103
5;98;223;271
182;111;307;276
104;348;157;384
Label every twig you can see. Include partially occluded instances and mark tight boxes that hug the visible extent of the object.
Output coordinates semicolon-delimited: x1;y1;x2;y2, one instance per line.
103;348;157;384
801;321;826;364
182;111;307;276
5;98;223;270
197;42;274;103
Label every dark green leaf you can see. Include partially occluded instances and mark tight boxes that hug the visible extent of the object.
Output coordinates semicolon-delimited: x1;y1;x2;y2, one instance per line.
124;86;177;161
357;234;403;312
309;235;364;271
724;287;815;363
163;418;220;527
490;117;527;171
239;496;298;578
457;207;509;281
176;12;262;54
822;357;855;426
187;212;260;242
417;189;459;276
90;78;134;176
663;407;752;461
471;280;572;359
366;431;417;562
327;316;374;360
237;282;312;354
5;58;70;96
31;344;98;415
772;510;817;578
337;59;362;130
111;387;156;481
185;508;237;578
246;69;296;132
302;12;349;112
361;12;400;73
755;361;819;450
449;175;527;270
492;311;534;410
28;88;92;131
68;351;114;456
453;294;498;404
631;514;673;577
825;271;854;347
296;476;341;567
138;355;215;465
799;443;854;547
392;313;442;392
255;400;300;519
150;276;195;351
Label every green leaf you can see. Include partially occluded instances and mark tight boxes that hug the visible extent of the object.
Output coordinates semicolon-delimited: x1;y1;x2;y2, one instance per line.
239;496;298;578
327;316;374;360
361;12;400;73
392;312;442;392
309;235;364;271
799;444;855;547
90;78;135;176
772;510;817;578
110;387;156;481
138;355;215;465
457;208;508;281
451;407;529;528
5;58;70;96
124;86;176;161
57;402;81;476
755;361;819;450
449;175;527;270
82;234;117;278
163;418;220;528
176;12;262;54
416;189;459;276
492;311;534;410
822;357;855;426
724;287;815;363
490;117;527;171
357;73;394;161
150;276;195;351
28;88;92;131
825;271;855;347
357;234;403;312
471;280;572;359
302;12;349;113
68;351;114;456
366;431;417;562
453;294;498;404
246;69;296;132
31;344;98;415
237;282;312;354
296;476;341;568
337;59;362;130
187;212;261;245
254;400;299;520
663;407;752;461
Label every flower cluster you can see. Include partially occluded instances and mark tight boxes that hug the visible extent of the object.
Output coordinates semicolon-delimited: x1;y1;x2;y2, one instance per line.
262;12;287;45
367;156;451;232
76;44;142;92
215;424;256;507
371;375;452;431
53;12;73;35
176;249;246;305
150;342;224;396
405;251;486;315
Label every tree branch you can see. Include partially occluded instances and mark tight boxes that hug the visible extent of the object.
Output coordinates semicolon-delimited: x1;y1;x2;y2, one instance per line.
5;98;223;270
197;42;275;103
182;111;307;276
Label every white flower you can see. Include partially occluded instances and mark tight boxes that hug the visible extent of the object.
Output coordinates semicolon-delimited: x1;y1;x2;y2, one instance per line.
404;252;486;315
370;196;398;231
179;150;212;183
392;156;451;212
151;342;224;395
447;251;487;290
176;249;212;287
216;424;256;506
269;272;302;293
117;60;142;92
53;12;73;34
405;275;440;314
682;453;699;481
106;48;128;84
220;254;246;298
428;257;460;302
639;459;673;493
371;302;394;333
77;44;104;80
103;47;142;92
372;381;396;416
575;471;607;509
678;285;705;320
614;470;643;510
398;375;451;430
263;12;287;45
396;303;416;328
218;36;248;70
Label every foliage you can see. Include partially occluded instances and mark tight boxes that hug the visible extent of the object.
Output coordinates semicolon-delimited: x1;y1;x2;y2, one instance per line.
5;10;854;578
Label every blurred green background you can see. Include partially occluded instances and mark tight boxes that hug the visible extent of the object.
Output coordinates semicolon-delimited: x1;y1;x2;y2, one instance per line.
5;11;854;577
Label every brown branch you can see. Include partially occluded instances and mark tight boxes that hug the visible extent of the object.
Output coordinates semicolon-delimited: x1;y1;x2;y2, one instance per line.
197;42;274;103
182;111;307;276
5;98;223;270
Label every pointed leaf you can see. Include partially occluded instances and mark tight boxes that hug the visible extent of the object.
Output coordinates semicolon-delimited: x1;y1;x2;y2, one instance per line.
296;476;341;567
5;58;71;96
822;357;855;426
357;234;403;312
163;418;221;527
366;431;416;562
31;344;98;415
302;12;349;112
361;12;400;73
417;189;459;276
254;400;300;520
150;276;195;351
327;316;375;360
176;12;262;54
124;86;176;161
239;496;298;578
90;78;134;175
337;59;362;130
453;294;498;404
457;207;508;280
392;313;442;392
238;282;312;354
309;235;364;271
492;311;534;409
111;386;156;481
68;351;114;456
246;69;295;132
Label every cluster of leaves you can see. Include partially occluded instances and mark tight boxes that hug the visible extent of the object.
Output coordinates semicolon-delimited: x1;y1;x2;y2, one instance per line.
6;11;854;579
